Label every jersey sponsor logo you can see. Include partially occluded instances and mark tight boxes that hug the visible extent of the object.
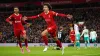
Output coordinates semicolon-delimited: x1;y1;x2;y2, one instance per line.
15;21;21;23
45;19;51;22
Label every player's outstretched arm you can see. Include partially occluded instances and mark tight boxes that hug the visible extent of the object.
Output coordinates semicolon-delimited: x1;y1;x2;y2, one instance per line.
26;23;32;28
52;11;73;19
23;15;40;21
27;15;39;19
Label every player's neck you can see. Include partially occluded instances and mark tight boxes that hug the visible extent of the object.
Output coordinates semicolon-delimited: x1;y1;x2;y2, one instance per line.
71;30;73;31
60;29;63;31
14;13;19;16
44;10;49;14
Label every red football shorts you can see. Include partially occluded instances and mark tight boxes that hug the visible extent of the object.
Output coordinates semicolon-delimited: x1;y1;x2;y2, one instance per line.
14;29;26;38
47;26;57;37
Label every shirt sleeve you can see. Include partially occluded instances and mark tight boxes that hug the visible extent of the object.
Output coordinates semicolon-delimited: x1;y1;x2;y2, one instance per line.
52;11;68;17
6;15;13;23
27;13;42;20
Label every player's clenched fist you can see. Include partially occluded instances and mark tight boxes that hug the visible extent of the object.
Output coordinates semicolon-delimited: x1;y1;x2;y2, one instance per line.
9;21;12;25
22;16;28;21
26;23;31;28
67;14;73;19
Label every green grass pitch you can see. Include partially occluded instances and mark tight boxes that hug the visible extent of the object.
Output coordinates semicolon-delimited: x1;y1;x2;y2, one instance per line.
0;46;100;56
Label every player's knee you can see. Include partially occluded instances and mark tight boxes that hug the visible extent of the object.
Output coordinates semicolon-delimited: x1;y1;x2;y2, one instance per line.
76;41;79;42
23;35;27;39
41;32;46;36
24;37;27;39
53;37;58;41
17;38;21;42
41;29;48;36
18;40;21;42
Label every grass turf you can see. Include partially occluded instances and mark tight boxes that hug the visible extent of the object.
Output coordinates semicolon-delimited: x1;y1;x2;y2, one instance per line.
0;46;100;56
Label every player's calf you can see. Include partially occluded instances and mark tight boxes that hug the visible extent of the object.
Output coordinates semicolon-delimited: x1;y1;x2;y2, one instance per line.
20;48;24;54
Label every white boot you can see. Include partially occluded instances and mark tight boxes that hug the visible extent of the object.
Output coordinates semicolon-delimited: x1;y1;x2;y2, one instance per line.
43;46;48;52
61;47;65;55
26;47;31;53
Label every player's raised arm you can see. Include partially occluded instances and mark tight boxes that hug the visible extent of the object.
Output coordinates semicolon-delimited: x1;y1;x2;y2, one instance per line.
6;15;13;25
52;11;73;19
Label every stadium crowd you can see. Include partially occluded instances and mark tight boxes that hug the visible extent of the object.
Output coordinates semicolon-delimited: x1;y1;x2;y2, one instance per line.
0;7;100;43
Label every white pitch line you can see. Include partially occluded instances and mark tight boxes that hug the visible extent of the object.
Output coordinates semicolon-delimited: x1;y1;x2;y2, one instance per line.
72;53;100;56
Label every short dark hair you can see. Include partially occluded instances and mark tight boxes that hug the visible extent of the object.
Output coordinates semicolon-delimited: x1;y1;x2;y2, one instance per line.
43;3;52;10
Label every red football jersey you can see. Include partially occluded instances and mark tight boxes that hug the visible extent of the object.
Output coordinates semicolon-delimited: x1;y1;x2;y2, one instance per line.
28;11;67;27
70;30;75;37
70;30;75;43
6;13;26;30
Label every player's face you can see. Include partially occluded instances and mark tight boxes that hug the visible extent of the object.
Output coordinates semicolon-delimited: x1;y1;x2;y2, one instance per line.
14;8;19;13
70;27;73;30
60;27;63;30
43;5;49;12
